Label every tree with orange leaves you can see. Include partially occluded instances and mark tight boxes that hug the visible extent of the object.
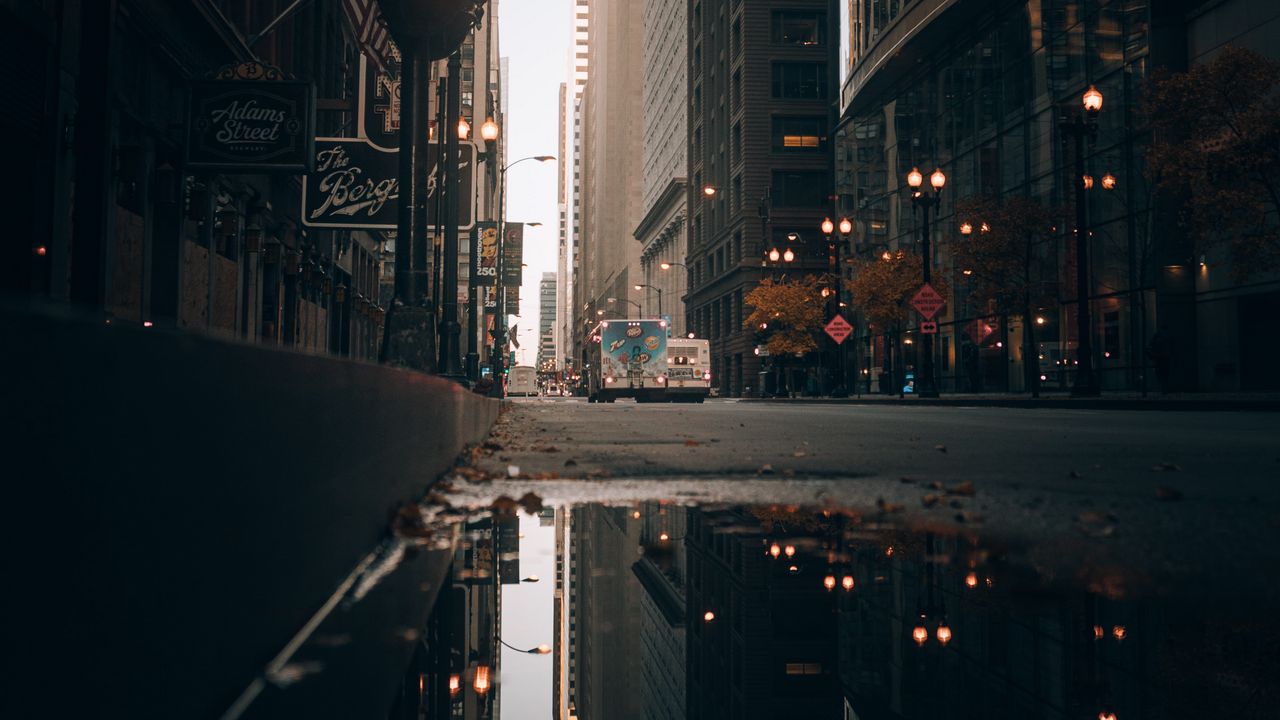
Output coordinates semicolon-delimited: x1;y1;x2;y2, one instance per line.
742;275;826;356
845;251;941;394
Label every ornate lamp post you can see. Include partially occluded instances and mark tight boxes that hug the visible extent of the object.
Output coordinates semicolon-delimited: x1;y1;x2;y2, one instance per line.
1061;85;1104;396
906;166;945;398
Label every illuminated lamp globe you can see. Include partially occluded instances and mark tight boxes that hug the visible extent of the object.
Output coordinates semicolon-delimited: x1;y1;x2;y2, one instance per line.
1083;85;1103;113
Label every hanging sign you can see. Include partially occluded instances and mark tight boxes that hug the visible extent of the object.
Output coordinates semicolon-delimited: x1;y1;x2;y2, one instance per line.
187;63;314;172
473;222;499;280
501;223;524;289
357;51;402;150
301;139;475;230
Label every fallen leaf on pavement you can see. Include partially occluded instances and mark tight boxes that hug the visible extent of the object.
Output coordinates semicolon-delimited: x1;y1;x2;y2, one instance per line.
685;440;700;447
506;465;520;478
921;494;940;508
518;492;544;514
792;450;807;458
948;481;976;497
876;498;904;513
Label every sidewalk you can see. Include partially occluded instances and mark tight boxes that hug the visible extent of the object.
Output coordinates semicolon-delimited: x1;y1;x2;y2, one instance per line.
740;391;1280;411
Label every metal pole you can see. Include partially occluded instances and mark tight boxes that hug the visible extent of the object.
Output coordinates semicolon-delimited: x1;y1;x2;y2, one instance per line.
918;199;938;398
412;42;431;305
488;168;507;397
657;288;663;319
1071;123;1098;396
439;51;464;378
392;46;414;305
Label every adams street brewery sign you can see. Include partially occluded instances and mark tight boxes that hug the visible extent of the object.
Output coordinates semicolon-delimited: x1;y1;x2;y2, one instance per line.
187;62;314;172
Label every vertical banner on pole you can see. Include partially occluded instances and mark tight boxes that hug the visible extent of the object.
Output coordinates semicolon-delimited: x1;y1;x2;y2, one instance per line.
501;223;524;288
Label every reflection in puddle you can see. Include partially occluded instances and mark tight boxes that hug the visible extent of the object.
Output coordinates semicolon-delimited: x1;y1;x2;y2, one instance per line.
396;493;1278;720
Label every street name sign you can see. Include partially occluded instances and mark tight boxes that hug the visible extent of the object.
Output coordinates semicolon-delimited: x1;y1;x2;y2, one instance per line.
825;315;853;344
910;283;945;320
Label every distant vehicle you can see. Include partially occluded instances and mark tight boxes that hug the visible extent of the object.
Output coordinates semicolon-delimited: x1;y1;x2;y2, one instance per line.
507;366;538;397
665;337;710;403
586;319;669;403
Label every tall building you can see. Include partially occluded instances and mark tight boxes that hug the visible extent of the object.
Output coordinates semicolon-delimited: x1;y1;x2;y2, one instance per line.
634;0;689;336
836;0;1280;394
539;272;557;369
577;0;645;348
686;1;837;397
568;0;591;377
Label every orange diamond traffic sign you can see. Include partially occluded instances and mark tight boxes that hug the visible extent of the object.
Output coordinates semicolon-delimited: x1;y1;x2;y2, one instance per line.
910;283;945;320
824;315;853;344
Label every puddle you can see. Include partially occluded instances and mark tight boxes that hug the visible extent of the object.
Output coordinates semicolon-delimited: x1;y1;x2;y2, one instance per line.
391;485;1280;719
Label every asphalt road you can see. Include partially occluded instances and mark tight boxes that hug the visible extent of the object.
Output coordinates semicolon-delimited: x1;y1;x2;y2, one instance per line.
451;397;1280;599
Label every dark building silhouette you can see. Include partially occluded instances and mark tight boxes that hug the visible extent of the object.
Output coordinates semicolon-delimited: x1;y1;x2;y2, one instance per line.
685;0;839;397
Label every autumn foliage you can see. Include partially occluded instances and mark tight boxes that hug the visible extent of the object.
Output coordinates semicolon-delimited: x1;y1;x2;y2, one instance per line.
951;195;1055;315
742;275;826;356
845;252;941;331
1144;45;1280;278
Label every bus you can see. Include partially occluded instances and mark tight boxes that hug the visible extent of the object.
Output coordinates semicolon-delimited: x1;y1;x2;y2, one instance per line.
586;319;669;403
665;337;710;403
507;366;538;397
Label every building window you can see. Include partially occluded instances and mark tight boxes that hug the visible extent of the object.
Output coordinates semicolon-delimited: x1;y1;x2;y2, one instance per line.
784;662;823;675
771;62;827;99
771;171;829;207
772;11;825;46
772;116;828;151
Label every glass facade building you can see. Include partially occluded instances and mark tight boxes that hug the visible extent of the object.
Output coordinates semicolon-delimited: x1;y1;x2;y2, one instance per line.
836;0;1280;393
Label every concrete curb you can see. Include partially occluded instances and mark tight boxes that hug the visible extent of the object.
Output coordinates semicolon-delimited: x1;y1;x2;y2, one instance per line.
739;396;1280;411
5;308;500;716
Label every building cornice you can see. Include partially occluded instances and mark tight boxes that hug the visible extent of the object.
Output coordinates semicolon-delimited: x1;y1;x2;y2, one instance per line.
633;178;688;242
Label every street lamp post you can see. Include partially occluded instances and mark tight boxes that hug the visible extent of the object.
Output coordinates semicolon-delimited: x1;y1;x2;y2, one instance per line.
438;50;465;381
488;155;555;398
906;167;946;398
607;296;642;319
1061;85;1103;396
499;638;551;655
634;284;663;318
659;262;690;334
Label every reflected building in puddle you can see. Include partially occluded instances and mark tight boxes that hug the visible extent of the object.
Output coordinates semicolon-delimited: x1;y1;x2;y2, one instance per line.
571;505;645;718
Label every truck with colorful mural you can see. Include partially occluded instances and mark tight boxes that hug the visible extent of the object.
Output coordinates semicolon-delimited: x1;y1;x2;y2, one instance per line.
585;319;669;403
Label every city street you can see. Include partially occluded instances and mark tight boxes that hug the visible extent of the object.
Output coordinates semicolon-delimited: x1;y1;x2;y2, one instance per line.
453;399;1280;596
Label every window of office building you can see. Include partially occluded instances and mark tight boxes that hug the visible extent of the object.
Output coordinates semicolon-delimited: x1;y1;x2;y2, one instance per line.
771;171;829;207
771;62;827;99
772;11;825;46
772;116;827;151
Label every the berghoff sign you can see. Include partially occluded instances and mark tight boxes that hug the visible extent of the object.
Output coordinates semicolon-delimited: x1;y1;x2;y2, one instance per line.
301;138;476;230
